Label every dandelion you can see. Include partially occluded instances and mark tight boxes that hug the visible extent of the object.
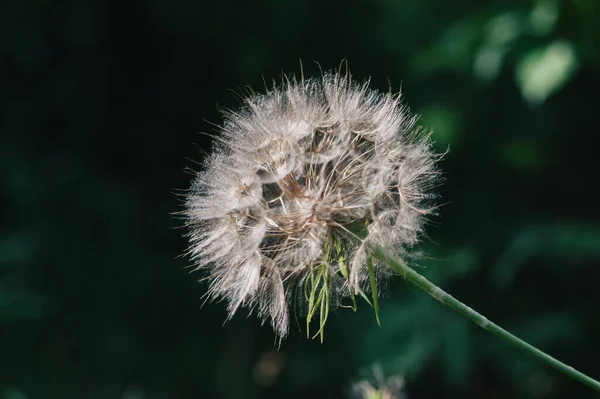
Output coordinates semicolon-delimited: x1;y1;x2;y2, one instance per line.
350;365;406;399
184;68;440;339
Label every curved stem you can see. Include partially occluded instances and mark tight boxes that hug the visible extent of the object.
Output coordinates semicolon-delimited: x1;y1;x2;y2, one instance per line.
367;243;600;392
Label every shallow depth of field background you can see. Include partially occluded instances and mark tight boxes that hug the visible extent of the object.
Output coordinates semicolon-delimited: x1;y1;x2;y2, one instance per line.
2;0;600;398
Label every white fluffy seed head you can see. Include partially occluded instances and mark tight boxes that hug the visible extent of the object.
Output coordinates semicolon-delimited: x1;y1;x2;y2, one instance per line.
184;70;441;338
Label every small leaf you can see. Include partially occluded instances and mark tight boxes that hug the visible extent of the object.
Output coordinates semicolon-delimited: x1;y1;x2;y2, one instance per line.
515;40;578;105
335;237;357;311
366;249;381;326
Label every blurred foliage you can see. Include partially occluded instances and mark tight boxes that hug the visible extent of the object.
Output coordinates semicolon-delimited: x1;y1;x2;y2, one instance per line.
2;0;600;398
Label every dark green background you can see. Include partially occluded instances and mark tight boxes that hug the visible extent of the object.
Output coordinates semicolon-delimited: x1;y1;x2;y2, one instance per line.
2;0;599;398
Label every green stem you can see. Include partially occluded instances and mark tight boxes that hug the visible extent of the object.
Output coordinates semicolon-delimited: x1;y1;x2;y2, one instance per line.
367;243;600;392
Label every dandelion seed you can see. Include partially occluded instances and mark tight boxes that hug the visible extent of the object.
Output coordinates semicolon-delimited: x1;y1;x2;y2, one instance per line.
184;68;441;338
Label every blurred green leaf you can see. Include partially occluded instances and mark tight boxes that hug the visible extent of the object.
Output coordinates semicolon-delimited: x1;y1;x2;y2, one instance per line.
491;224;600;287
515;40;578;105
530;0;560;36
473;11;524;81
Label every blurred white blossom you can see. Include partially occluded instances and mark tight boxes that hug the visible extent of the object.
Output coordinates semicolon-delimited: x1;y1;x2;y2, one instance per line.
350;365;407;399
184;69;441;337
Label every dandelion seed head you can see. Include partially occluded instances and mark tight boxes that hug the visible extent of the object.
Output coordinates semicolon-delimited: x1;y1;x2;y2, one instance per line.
184;69;441;337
